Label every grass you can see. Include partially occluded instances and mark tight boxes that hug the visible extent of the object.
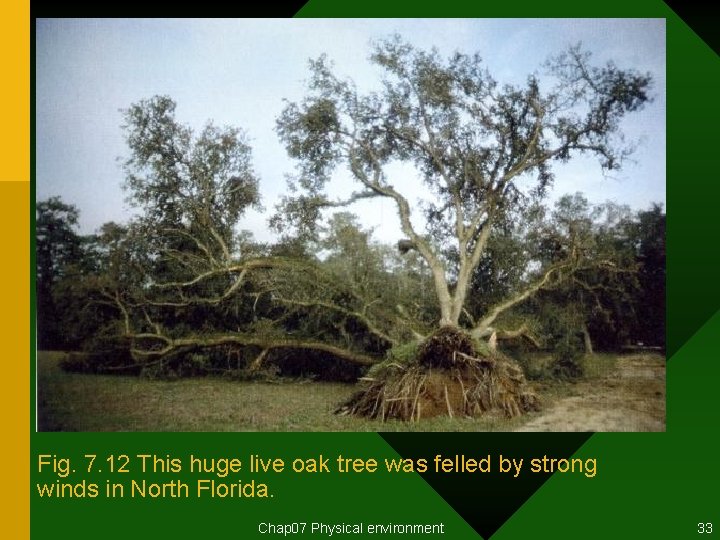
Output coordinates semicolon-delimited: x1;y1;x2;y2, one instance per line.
37;350;663;432
582;353;620;378
519;352;620;397
36;351;526;432
517;351;618;380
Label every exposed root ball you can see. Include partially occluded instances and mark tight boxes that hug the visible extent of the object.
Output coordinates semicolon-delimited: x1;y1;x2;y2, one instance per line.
416;326;475;369
337;329;540;422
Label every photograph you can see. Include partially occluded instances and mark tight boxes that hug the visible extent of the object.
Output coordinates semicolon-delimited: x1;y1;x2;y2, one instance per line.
35;18;666;432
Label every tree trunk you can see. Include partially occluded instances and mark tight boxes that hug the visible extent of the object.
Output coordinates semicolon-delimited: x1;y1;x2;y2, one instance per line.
582;322;594;355
427;259;455;326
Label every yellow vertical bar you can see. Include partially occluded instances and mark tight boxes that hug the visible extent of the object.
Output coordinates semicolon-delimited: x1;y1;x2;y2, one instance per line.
1;1;30;539
1;0;30;182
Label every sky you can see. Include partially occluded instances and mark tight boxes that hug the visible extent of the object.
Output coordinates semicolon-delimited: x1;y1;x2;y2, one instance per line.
36;18;665;245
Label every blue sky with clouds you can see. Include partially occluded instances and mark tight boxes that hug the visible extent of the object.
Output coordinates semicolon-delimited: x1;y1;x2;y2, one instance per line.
36;18;665;244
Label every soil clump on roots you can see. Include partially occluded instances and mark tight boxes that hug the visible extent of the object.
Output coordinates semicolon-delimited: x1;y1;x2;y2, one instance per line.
337;326;540;421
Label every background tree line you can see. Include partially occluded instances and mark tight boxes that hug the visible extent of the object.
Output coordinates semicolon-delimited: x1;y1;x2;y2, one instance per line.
36;193;664;379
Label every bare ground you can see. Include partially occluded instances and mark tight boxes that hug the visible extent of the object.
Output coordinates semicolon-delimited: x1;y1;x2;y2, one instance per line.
515;353;666;432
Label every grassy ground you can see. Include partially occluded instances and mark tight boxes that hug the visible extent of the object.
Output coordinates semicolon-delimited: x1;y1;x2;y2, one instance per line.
36;350;664;432
36;351;525;432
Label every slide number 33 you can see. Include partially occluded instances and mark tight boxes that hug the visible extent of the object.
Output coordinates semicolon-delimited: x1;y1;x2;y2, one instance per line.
698;523;713;534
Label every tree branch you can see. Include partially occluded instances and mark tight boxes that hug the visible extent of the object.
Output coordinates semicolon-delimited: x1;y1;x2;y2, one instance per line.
128;332;379;366
471;261;570;338
272;296;396;346
495;324;542;348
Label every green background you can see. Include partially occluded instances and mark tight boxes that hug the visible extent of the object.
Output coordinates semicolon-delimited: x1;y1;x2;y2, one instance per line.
31;2;719;539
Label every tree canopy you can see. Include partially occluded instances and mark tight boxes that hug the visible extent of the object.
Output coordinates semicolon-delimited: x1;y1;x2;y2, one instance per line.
36;197;83;348
275;37;651;332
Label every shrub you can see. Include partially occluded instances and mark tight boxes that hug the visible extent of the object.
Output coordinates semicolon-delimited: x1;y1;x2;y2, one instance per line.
365;341;420;380
550;335;585;379
60;335;136;374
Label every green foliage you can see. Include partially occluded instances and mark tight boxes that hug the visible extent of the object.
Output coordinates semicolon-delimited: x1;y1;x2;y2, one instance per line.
271;350;363;382
550;335;586;379
122;95;262;276
58;353;95;374
36;197;82;283
276;36;651;260
59;351;139;376
140;354;209;380
512;355;546;381
59;334;136;375
630;205;665;347
366;341;420;379
223;364;282;383
387;341;421;364
512;193;651;353
472;337;494;358
368;331;496;382
36;197;84;349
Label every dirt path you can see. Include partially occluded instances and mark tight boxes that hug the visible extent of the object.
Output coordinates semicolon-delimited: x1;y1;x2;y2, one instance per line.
515;354;666;432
